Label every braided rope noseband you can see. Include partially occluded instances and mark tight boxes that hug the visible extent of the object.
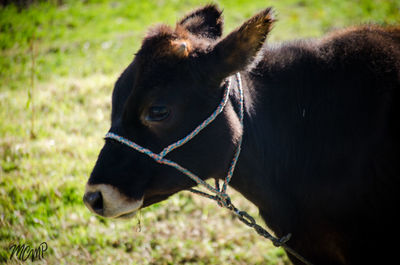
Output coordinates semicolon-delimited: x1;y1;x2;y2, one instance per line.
105;73;313;265
105;73;243;207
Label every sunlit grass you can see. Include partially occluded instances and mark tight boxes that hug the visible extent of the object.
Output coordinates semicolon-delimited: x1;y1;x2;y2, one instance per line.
1;0;399;264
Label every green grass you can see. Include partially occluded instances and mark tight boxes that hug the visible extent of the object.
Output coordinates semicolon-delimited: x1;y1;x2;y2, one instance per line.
1;0;399;264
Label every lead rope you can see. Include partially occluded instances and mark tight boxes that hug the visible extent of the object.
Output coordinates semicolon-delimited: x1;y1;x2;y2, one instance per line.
105;73;313;265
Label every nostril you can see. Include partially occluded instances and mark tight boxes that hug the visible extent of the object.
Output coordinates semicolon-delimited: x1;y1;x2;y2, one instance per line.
83;191;103;215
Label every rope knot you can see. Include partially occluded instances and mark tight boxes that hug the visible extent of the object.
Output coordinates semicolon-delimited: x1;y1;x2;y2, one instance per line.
216;193;231;207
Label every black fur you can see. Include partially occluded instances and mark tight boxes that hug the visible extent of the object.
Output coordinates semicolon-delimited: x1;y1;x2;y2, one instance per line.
87;6;400;264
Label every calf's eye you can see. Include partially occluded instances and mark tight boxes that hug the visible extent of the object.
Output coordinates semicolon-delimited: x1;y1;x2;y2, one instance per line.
145;106;170;122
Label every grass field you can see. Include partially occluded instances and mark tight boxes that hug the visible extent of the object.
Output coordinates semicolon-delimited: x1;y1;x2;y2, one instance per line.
1;0;399;264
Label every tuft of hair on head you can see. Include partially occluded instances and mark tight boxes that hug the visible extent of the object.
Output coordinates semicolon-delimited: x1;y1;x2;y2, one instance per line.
140;24;192;59
138;5;226;60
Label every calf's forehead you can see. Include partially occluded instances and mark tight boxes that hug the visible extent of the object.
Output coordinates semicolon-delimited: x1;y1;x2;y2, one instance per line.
110;23;213;124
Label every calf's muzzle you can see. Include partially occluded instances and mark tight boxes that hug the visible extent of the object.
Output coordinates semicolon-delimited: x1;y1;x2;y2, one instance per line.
83;183;143;219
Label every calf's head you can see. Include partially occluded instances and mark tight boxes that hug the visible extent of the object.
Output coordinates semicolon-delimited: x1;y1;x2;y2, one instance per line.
83;5;274;218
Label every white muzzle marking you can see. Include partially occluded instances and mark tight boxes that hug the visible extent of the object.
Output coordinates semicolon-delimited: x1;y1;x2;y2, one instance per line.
84;183;143;219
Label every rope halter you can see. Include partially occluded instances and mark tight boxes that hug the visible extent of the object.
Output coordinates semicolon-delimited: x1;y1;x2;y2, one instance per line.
105;73;243;208
104;73;314;265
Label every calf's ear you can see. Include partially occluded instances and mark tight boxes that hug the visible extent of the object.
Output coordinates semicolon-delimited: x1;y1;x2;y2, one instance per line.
208;8;275;80
178;4;223;40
